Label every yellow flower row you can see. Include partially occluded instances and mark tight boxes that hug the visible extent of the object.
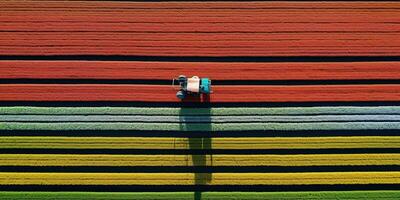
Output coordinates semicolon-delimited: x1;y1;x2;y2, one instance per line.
1;172;400;185
1;136;398;149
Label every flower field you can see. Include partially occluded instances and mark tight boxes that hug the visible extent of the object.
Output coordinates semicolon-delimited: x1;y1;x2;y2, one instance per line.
1;0;400;199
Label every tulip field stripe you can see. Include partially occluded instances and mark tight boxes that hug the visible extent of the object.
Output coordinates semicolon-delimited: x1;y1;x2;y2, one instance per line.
3;115;400;123
2;122;400;131
1;191;400;200
1;136;398;150
2;1;399;9
2;84;400;102
4;106;400;116
1;172;400;185
1;2;400;56
1;154;399;167
3;61;400;81
0;192;193;200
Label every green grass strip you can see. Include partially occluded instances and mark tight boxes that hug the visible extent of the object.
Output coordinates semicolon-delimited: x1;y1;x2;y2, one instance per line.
2;115;399;122
2;106;400;115
1;191;400;200
1;122;400;131
0;192;192;200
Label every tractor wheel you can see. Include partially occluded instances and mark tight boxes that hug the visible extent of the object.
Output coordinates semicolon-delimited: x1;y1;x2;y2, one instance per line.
178;75;187;83
176;90;186;99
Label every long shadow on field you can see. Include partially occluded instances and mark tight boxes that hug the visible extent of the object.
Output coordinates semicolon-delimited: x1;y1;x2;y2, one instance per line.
180;94;212;200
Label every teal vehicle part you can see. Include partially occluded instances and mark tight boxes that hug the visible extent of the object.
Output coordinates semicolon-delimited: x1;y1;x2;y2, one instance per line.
173;75;211;99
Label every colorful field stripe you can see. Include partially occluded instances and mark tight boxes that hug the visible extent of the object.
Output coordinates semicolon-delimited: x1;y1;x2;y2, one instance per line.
2;115;400;123
1;136;398;150
0;191;400;200
3;106;400;115
1;172;400;185
1;84;400;102
1;2;399;56
2;122;400;131
2;61;400;81
0;154;399;167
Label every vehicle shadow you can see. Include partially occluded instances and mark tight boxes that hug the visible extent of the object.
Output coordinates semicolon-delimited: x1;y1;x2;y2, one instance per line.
179;94;212;200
